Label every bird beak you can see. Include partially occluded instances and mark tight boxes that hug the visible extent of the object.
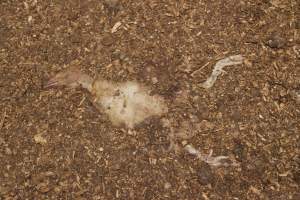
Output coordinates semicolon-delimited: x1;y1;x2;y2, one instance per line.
44;68;83;89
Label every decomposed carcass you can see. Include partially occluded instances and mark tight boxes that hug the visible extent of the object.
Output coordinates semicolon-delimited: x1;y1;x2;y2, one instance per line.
46;67;168;129
46;65;240;167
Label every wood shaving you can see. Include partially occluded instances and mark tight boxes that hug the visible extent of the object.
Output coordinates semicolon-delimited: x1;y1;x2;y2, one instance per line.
111;22;122;33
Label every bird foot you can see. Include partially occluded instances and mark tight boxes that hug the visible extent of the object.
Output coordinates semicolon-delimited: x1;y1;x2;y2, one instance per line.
184;145;239;167
202;150;237;167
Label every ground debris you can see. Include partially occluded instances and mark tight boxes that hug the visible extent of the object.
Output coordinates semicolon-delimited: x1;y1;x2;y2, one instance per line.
266;35;286;49
36;181;51;193
184;144;239;167
104;0;119;9
0;109;6;130
290;90;300;103
34;133;47;145
196;163;215;185
199;55;244;89
111;21;122;33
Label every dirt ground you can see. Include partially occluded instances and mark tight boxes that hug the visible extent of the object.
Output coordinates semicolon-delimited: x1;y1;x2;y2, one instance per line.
0;0;299;199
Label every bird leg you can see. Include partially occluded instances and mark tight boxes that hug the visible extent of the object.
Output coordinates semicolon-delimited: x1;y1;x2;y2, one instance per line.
184;144;239;167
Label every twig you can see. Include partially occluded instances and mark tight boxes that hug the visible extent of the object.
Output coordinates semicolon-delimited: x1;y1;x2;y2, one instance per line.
191;62;210;77
0;109;6;130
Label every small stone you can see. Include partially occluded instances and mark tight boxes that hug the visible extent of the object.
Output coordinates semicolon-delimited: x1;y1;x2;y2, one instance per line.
102;34;114;46
233;140;246;162
266;35;286;49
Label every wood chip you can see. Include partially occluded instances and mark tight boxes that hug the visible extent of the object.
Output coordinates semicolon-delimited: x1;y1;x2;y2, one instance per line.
0;109;6;130
111;21;122;33
34;133;47;145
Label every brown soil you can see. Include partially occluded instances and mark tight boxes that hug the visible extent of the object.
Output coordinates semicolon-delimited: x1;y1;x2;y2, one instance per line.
0;0;299;199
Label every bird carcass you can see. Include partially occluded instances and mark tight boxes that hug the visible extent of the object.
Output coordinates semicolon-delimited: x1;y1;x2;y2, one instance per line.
45;67;168;128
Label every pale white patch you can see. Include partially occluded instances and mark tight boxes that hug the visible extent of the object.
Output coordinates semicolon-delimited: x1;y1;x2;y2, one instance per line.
92;80;167;128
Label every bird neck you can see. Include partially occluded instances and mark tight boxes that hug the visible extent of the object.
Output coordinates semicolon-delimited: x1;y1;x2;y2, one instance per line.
78;73;93;92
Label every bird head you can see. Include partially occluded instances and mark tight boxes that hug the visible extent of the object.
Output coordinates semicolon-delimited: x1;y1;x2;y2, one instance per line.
45;67;82;89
